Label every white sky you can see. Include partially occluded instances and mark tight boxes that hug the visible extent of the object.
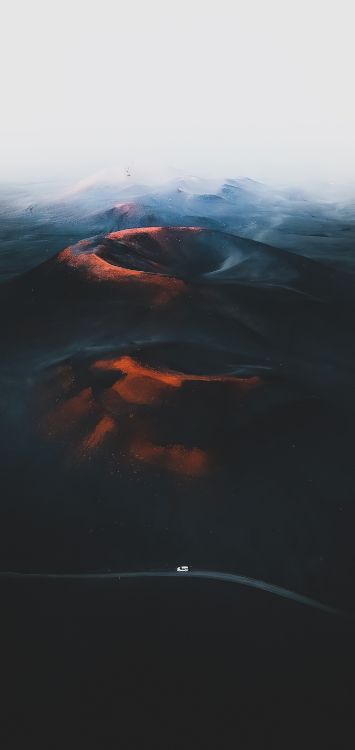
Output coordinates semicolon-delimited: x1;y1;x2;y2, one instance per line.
1;0;354;185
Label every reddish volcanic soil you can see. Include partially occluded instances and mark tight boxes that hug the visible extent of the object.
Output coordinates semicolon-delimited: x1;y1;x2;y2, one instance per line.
36;354;262;478
57;227;207;305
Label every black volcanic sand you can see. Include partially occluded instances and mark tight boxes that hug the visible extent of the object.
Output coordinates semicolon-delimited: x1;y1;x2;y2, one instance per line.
1;222;355;748
1;575;354;749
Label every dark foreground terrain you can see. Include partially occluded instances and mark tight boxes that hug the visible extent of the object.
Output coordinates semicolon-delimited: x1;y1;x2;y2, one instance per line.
0;177;354;747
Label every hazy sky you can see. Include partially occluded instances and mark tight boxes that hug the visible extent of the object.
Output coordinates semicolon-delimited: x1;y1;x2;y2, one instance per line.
1;0;354;185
